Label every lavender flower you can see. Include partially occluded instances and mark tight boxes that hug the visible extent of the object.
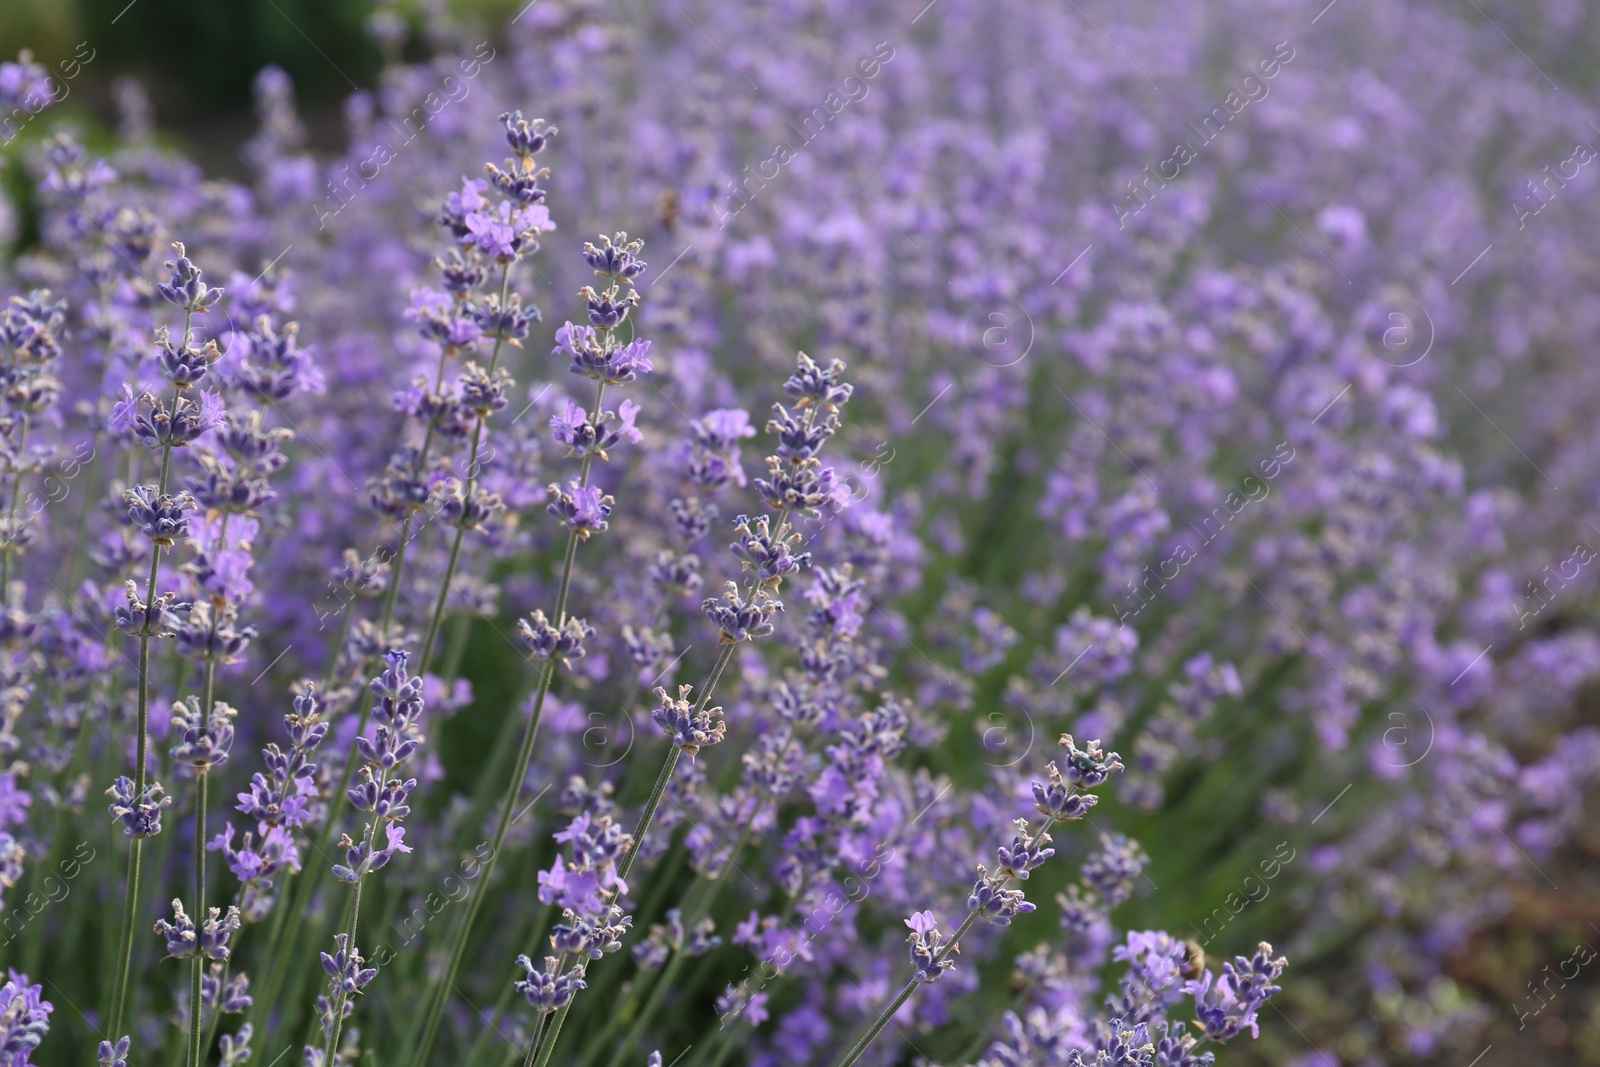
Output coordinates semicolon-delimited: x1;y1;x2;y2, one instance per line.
106;777;172;838
650;684;727;758
98;1037;130;1067
0;973;49;1067
236;685;327;833
1185;943;1287;1042
156;242;225;311
558;324;654;384
168;696;236;769
905;911;958;983
518;609;594;664
546;480;614;539
153;899;242;961
514;955;586;1013
218;1025;253;1066
316;934;377;1038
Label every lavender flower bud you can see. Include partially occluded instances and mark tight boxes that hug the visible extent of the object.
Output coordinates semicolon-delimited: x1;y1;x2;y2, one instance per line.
317;934;376;1038
782;352;854;412
175;602;257;665
753;455;837;515
436;479;505;533
153;899;241;960
331;823;412;883
731;514;810;587
905;910;958;983
114;582;191;639
669;498;716;541
546;480;614;539
582;232;647;281
1082;835;1148;907
581;283;639;329
517;609;594;664
202;966;253;1014
0;972;49;1066
558;324;653;384
967;864;1036;926
123;485;194;545
651;684;726;757
551;905;632;960
473;294;535;344
766;404;836;462
218;1024;253;1066
702;582;782;643
648;550;702;598
994;819;1055;879
514;955;586;1013
157;242;225;311
98;1037;131;1067
155;326;221;387
1059;734;1125;788
106;776;171;837
551;398;643;460
234;316;322;400
1185;943;1287;1042
168;695;236;769
499;111;554;158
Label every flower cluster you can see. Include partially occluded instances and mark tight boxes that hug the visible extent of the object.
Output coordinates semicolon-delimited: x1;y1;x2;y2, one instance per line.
332;651;424;884
153;898;242;961
650;684;727;757
48;3;1600;1057
0;972;50;1067
1186;943;1288;1042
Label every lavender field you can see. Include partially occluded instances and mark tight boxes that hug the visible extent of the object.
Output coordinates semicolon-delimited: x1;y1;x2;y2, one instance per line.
0;0;1595;1064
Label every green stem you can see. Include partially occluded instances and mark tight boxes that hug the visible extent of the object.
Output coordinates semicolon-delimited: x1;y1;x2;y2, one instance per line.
703;1031;740;1067
1;356;44;591
407;370;609;1067
463;898;552;1067
829;817;1063;1067
829;911;981;1067
441;613;471;683
109;412;177;1036
598;832;749;1067
620;643;732;887
603;959;676;1067
251;377;444;1052
419;265;513;671
322;802;388;1062
107;841;142;1037
188;769;209;1067
527;953;576;1067
408;655;554;1065
202;963;229;1065
950;981;1030;1066
535;648;735;1067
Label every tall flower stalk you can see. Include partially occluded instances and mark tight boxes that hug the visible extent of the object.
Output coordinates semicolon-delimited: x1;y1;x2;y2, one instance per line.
167;695;236;1065
314;649;426;1064
830;735;1125;1067
250;110;554;1042
105;243;225;1038
408;220;653;1065
526;353;851;1067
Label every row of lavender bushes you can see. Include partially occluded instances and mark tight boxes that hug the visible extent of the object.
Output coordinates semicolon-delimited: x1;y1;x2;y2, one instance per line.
0;0;1595;1064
